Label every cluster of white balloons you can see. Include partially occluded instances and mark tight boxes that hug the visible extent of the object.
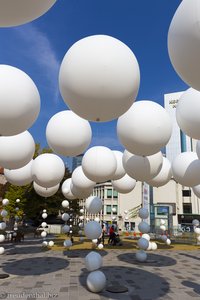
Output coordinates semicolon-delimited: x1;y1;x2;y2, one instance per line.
136;208;150;262
0;198;8;255
160;220;171;246
41;210;48;245
192;219;200;243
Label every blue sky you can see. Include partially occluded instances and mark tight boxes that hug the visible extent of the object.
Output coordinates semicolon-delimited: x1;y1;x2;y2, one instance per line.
0;0;187;166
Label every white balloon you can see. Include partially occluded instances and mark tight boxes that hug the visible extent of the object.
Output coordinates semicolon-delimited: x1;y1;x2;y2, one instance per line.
192;185;200;198
2;199;9;206
46;110;92;156
0;65;40;135
80;237;84;242
1;210;8;218
79;216;84;221
62;225;70;233
61;200;69;208
42;241;48;247
194;227;200;235
123;150;163;182
172;152;200;187
70;183;93;199
0;0;56;27
49;241;54;247
86;270;106;293
94;217;100;222
138;222;150;234
136;250;147;262
142;234;150;241
42;213;48;219
0;235;5;243
176;88;200;140
137;238;149;250
62;213;70;222
16;199;20;203
79;223;84;228
32;153;65;188
147;157;172;187
98;243;104;250
84;221;102;240
168;0;200;91
85;196;102;214
82;146;117;182
33;182;59;197
72;166;96;190
166;239;171;246
161;235;168;242
111;151;126;180
160;225;166;232
78;230;83;236
0;247;5;255
117;101;172;156
62;178;76;200
15;207;19;211
192;219;200;226
160;219;165;225
0;131;35;169
4;160;33;186
69;225;73;228
43;209;46;213
124;210;128;214
80;209;84;214
41;231;47;238
147;242;152;251
0;222;6;230
59;35;140;122
85;251;103;271
139;208;149;220
112;174;136;194
63;239;72;247
41;222;47;228
92;239;98;244
151;242;158;251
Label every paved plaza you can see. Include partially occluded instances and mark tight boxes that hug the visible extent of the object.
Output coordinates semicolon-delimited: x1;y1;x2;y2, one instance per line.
0;237;200;300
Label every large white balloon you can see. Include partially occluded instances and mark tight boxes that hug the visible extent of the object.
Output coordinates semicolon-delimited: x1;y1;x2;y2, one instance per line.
112;174;136;194
193;185;200;198
85;251;103;271
176;88;200;140
4;160;33;186
0;0;57;27
84;221;102;240
0;65;40;135
117;101;172;156
111;151;126;180
33;182;59;197
85;196;102;214
147;157;172;187
168;0;200;91
46;110;92;156
82;146;117;182
0;131;35;169
86;270;106;293
172;152;200;187
59;35;140;122
32;153;65;188
62;178;76;200
123;150;163;182
71;183;93;199
72;166;96;190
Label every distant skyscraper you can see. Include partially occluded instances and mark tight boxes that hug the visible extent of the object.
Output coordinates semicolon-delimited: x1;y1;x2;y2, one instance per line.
164;91;195;162
72;154;84;171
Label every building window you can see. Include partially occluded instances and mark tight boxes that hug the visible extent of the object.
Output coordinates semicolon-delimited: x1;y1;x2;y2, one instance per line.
182;190;191;197
106;205;111;214
112;205;118;215
156;206;169;216
107;189;112;198
183;203;192;214
130;222;135;230
113;190;118;198
124;222;129;230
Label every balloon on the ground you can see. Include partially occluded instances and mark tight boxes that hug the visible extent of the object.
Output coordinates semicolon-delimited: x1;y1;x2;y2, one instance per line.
85;196;102;214
98;243;104;250
61;178;76;200
46;110;92;156
117;101;172;156
49;241;54;247
62;200;69;208
82;146;117;182
2;199;9;206
138;221;150;234
0;65;40;135
0;131;35;169
112;174;136;194
151;242;158;250
168;0;200;91
111;151;126;180
59;35;140;122
172;152;200;187
166;239;171;246
147;157;172;187
147;242;152;251
137;238;149;250
0;0;57;27
84;221;102;240
33;182;59;197
139;208;149;220
136;250;147;262
4;160;33;186
85;251;103;271
86;270;106;293
32;153;65;188
123;151;163;182
0;247;5;255
42;241;48;247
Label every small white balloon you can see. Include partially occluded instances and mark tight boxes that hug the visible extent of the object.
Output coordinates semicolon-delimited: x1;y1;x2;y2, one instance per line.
117;101;172;156
46;110;92;156
62;178;76;200
160;225;166;232
166;239;171;246
69;225;73;228
139;208;149;220
49;241;54;247
16;199;20;203
92;239;98;244
85;251;103;271
85;196;102;214
15;207;19;211
112;216;116;221
0;247;5;255
192;219;200;226
84;221;102;240
80;237;84;242
43;210;47;213
32;153;65;188
42;213;48;219
94;217;100;222
2;199;9;206
161;235;168;242
80;209;84;214
124;210;128;214
0;235;5;243
41;222;47;228
79;216;84;221
142;234;150;241
41;231;47;238
1;210;8;218
137;238;149;250
82;146;117;182
151;242;158;251
172;152;200;187
194;227;200;235
0;222;6;230
62;213;70;222
42;241;48;247
0;131;35;169
138;222;150;234
86;270;106;293
62;225;70;233
62;200;70;208
33;182;59;198
79;223;84;228
112;174;136;194
136;250;147;262
160;219;165;225
4;160;33;186
111;151;126;180
78;230;83;236
63;240;72;247
98;243;104;250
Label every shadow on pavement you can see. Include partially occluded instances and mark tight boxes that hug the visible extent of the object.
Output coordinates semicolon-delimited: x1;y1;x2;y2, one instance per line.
182;280;200;295
179;252;200;261
63;249;108;258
